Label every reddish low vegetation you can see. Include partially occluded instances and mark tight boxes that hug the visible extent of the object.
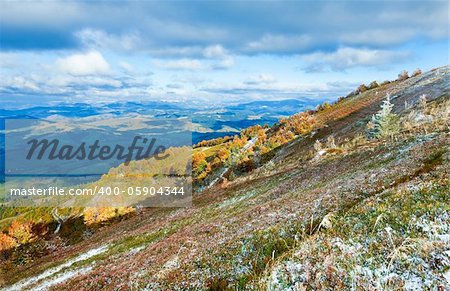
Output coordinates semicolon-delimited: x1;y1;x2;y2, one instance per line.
0;66;448;289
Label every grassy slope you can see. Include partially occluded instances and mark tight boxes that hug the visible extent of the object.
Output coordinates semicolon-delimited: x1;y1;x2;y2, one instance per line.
0;66;449;289
265;146;449;290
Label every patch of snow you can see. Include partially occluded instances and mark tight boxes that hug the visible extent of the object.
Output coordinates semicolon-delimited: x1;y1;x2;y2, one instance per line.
404;275;423;290
6;245;109;291
34;266;93;291
217;189;259;209
444;270;450;285
268;260;305;291
128;244;146;255
438;234;450;242
162;256;179;270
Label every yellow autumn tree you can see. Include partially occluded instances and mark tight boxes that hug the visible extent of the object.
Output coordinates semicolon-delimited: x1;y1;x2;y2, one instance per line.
8;220;33;244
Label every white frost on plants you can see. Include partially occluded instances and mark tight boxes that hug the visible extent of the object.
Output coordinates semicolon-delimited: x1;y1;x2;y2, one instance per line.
7;245;109;290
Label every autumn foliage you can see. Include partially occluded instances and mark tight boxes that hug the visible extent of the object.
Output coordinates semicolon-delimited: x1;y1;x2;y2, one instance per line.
8;220;34;245
84;207;135;225
0;220;34;252
191;71;414;185
194;136;233;148
193;111;316;183
0;233;17;251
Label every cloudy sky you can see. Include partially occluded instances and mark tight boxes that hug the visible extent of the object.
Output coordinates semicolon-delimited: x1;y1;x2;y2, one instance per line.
0;1;448;107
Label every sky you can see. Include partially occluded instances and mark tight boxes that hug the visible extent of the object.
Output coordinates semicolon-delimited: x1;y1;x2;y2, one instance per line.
0;0;448;108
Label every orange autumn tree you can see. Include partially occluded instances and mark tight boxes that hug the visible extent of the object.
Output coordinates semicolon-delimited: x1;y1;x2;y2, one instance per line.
0;233;17;251
193;151;212;180
291;113;316;135
217;147;231;163
193;152;207;173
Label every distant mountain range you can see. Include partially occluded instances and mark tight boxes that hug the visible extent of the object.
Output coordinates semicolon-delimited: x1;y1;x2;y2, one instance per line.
0;98;320;144
0;98;321;186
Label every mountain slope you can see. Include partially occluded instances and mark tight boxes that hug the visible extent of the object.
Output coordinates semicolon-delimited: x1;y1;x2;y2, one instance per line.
1;66;449;289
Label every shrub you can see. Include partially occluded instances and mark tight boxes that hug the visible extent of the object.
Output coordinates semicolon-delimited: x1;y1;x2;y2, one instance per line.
313;140;323;152
341;133;367;149
397;70;409;81
419;94;428;112
316;101;331;111
368;81;379;89
411;68;422;77
355;84;368;94
325;136;337;149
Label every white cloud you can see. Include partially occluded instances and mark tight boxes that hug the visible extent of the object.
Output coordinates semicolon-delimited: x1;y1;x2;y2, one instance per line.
201;79;356;100
203;45;227;58
57;51;111;76
340;29;417;46
154;56;235;71
0;1;82;27
245;74;277;85
0;52;20;69
1;76;40;91
245;34;311;53
2;1;447;56
153;59;205;70
202;45;235;69
212;56;235;70
118;61;134;73
147;46;202;58
302;47;411;72
48;75;122;88
75;29;141;51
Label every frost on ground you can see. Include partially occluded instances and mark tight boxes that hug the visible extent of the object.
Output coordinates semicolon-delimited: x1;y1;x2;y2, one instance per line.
32;266;93;291
1;67;448;290
445;268;450;285
267;181;450;290
6;245;109;291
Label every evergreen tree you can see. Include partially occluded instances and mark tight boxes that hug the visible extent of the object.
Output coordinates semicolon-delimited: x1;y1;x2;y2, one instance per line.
367;94;400;139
